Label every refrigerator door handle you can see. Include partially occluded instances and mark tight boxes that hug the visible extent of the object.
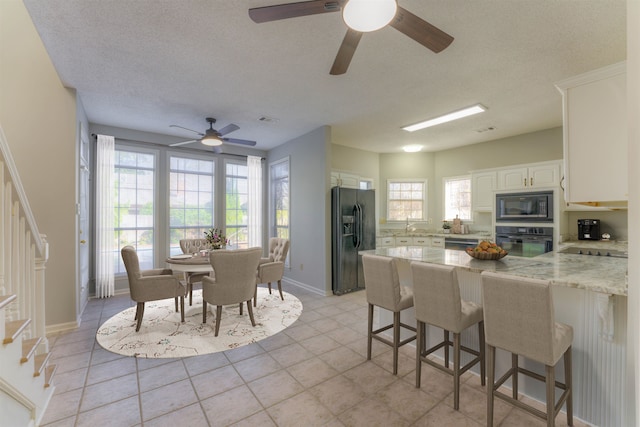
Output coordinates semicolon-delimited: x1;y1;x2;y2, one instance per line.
358;203;364;249
353;204;360;248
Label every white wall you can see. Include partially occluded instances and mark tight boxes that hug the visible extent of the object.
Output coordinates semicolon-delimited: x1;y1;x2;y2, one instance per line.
0;0;79;328
269;127;331;295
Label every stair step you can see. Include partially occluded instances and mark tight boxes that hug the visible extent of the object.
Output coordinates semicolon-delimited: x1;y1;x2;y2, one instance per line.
3;319;31;344
21;337;42;364
44;364;57;388
0;294;17;310
33;352;52;377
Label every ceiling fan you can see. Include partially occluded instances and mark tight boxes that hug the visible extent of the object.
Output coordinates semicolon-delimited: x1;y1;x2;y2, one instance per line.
248;0;454;75
169;117;257;152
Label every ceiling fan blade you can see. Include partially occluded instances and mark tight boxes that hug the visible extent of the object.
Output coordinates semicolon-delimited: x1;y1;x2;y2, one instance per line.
169;139;199;147
223;137;257;147
169;124;204;136
217;123;240;136
389;6;454;53
249;0;345;23
330;28;363;75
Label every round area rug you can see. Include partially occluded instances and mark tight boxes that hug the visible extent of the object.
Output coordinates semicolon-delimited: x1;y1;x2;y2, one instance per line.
96;288;302;358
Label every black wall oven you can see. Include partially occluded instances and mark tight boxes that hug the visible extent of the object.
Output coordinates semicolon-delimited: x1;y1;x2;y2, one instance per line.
495;191;553;222
495;226;553;258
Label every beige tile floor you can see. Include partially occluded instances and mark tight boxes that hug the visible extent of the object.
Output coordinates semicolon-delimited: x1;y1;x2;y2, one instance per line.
41;283;587;427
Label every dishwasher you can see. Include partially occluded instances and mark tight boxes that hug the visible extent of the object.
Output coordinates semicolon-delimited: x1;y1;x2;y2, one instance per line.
444;237;478;250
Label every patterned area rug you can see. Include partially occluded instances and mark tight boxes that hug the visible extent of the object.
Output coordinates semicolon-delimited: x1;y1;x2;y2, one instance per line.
96;288;302;358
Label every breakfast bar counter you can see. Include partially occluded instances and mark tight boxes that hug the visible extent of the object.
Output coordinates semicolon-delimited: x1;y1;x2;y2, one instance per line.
362;245;628;426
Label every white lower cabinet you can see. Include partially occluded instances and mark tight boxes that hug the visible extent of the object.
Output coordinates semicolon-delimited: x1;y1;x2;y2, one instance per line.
395;236;412;246
430;237;445;248
376;237;395;247
411;236;430;246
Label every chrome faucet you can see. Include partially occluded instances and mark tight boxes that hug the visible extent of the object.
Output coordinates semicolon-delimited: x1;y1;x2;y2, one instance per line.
405;218;415;232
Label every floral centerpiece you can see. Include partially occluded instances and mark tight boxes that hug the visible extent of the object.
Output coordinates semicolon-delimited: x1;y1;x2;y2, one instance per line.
204;228;228;250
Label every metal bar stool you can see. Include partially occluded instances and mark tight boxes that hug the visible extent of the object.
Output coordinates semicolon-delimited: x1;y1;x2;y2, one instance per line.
362;254;416;375
481;271;573;427
411;262;485;410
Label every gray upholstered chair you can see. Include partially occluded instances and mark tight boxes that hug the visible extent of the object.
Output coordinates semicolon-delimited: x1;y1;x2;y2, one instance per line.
179;238;211;306
254;237;290;306
120;246;186;332
481;271;573;427
362;254;416;375
411;262;485;410
202;247;262;337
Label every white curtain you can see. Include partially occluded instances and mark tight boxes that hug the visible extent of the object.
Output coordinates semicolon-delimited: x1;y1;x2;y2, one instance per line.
247;155;262;248
96;134;115;298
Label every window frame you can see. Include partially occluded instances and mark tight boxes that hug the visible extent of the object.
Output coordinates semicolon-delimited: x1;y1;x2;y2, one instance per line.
269;156;290;266
442;174;473;222
224;158;249;249
386;179;428;222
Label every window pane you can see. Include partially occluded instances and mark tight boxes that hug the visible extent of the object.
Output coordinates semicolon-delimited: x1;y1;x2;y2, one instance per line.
169;155;216;252
444;176;472;221
387;180;427;221
226;161;248;249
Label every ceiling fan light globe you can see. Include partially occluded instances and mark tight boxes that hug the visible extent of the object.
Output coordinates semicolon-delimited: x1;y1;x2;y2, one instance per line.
201;136;223;146
343;0;397;32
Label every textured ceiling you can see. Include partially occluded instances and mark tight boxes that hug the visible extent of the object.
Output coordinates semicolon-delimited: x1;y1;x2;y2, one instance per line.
24;0;626;153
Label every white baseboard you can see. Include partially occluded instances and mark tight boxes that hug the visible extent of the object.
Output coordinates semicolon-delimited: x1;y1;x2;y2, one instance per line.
281;277;328;296
45;320;79;336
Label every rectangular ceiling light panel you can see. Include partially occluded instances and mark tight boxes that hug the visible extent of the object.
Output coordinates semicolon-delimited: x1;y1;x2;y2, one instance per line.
402;104;486;132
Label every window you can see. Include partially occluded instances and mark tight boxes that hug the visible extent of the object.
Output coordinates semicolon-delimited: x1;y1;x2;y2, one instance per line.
270;158;289;240
387;180;427;221
114;149;155;273
226;162;248;248
168;155;215;256
444;175;471;221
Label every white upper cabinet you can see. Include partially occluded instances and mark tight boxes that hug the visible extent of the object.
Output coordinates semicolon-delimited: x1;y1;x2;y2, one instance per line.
555;62;627;205
496;162;560;190
471;171;497;211
331;171;361;189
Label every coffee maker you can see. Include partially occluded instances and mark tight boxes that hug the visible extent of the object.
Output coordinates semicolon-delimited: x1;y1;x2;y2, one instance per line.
578;219;601;240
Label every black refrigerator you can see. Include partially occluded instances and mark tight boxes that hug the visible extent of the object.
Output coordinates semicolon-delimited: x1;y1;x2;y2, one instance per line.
331;187;376;295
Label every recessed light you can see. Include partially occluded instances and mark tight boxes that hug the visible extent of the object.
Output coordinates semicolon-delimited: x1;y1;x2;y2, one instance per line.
403;104;487;132
403;145;422;153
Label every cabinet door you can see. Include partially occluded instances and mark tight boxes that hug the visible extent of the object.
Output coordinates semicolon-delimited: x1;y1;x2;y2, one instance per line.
529;164;560;188
330;172;340;187
497;168;528;190
562;67;627;203
377;237;395;247
472;171;496;211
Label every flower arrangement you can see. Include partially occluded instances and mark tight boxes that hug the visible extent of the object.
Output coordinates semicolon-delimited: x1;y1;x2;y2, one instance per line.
204;228;228;249
442;220;451;230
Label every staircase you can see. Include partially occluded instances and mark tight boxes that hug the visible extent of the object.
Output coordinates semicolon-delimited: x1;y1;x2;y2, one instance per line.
1;127;53;426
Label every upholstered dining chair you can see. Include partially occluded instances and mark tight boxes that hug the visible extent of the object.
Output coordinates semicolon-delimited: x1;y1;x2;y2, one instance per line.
179;238;211;306
411;262;485;410
362;253;416;375
202;247;262;337
481;271;573;427
120;246;186;332
254;237;290;306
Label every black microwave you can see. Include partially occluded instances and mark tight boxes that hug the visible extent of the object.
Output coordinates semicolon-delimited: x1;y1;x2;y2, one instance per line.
496;191;553;222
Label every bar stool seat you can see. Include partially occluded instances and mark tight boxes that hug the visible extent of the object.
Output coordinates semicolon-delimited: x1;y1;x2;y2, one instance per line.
411;262;485;410
362;254;416;375
481;271;573;427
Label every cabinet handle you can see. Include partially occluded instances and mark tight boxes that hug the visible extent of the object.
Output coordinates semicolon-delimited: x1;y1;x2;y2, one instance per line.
530;177;533;186
524;178;527;186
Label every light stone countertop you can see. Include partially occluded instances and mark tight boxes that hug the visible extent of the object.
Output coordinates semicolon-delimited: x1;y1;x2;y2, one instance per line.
363;242;628;296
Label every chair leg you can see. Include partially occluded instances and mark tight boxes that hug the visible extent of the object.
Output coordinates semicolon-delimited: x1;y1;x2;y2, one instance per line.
135;302;145;332
180;296;185;323
174;297;178;312
479;321;486;386
367;303;374;361
202;301;207;323
277;280;284;300
512;353;519;399
416;321;424;388
134;304;139;321
246;301;256;326
453;332;461;410
565;346;573;426
546;364;555;427
253;284;258;307
214;306;223;337
240;302;243;315
392;311;400;375
268;282;272;294
444;330;450;368
188;282;193;306
487;345;496;427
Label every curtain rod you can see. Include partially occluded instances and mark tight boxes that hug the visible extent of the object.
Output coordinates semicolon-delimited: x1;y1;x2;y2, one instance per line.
91;133;264;160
